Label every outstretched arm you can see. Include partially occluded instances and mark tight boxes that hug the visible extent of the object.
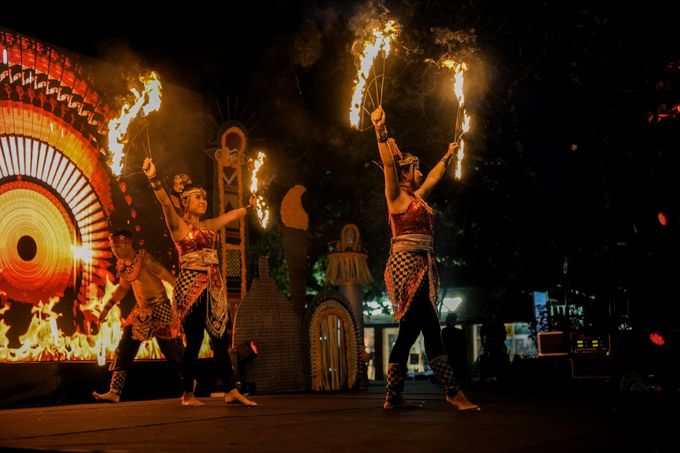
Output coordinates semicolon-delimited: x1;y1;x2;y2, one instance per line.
143;158;188;241
415;142;456;200
203;194;256;232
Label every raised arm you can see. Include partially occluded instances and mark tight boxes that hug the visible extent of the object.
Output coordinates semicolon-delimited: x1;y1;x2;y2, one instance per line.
203;194;256;232
143;158;188;241
415;142;456;200
371;106;416;213
371;106;403;206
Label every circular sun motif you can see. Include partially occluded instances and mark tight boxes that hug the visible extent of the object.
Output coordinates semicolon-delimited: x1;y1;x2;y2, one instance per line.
0;181;75;302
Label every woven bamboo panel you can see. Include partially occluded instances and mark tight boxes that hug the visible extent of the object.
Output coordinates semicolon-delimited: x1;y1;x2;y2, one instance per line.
233;257;305;393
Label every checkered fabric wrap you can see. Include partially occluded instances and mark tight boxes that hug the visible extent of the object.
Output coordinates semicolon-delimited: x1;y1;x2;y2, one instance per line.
429;354;460;396
385;362;407;402
173;268;229;339
174;269;203;316
385;250;439;319
128;294;180;341
110;370;127;394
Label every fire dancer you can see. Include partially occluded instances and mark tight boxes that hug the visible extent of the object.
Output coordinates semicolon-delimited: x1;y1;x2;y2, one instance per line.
370;105;479;411
92;229;184;403
143;157;257;406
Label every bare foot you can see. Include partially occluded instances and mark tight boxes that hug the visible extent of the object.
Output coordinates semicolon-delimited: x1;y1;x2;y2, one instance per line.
224;388;257;406
445;391;480;411
180;392;204;406
383;396;423;410
92;391;120;403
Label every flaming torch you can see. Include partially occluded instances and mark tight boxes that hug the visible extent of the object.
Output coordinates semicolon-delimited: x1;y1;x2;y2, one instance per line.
441;59;471;179
107;72;162;177
349;20;399;129
249;151;270;228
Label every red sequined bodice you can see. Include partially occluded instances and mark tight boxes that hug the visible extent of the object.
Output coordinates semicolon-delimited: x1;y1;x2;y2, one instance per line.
389;197;434;237
174;222;218;258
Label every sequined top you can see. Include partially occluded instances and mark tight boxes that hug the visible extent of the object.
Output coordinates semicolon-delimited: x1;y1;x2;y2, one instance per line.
175;222;219;259
389;197;434;238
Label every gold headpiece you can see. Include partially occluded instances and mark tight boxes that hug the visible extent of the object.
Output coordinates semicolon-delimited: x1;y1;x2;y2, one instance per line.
173;173;192;195
398;155;419;168
180;187;207;202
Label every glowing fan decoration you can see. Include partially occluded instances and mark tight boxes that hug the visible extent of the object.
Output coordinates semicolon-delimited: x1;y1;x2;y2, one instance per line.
0;30;143;361
0;126;113;303
0;181;75;302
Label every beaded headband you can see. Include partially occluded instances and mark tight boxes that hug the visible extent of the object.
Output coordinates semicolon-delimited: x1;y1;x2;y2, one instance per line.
180;187;207;202
398;155;419;168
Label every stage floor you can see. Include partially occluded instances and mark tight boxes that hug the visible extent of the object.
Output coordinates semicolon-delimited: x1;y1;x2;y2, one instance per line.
0;380;670;452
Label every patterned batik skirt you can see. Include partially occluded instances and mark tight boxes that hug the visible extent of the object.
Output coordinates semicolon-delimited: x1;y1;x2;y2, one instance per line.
384;250;439;320
126;294;180;341
173;266;229;338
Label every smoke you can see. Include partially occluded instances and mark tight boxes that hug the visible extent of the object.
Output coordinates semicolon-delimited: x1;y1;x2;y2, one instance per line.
291;22;324;69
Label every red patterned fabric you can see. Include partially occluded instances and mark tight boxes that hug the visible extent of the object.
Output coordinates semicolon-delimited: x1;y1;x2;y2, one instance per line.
385;196;439;320
124;294;180;341
175;223;219;256
173;222;229;338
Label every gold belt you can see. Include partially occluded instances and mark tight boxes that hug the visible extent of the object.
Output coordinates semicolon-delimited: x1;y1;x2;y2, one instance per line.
391;234;434;253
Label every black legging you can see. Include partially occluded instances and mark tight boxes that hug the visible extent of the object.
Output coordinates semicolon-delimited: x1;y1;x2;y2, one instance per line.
181;291;235;393
388;278;445;365
111;325;184;373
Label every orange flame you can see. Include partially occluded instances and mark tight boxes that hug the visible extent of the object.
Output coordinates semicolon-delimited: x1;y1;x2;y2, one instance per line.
1;278;171;363
441;59;471;180
349;20;399;128
0;277;216;363
107;72;163;176
249;151;270;228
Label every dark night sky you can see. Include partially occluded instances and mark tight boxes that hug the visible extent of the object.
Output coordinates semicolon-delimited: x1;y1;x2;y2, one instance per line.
3;1;680;322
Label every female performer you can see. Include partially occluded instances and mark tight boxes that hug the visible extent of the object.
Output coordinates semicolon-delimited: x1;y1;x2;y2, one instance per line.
143;157;257;406
371;106;479;411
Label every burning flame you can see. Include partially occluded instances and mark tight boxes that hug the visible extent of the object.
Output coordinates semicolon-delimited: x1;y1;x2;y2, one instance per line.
455;113;471;179
0;279;122;362
0;278;208;363
441;59;471;180
349;20;400;128
249;151;270;228
107;72;163;176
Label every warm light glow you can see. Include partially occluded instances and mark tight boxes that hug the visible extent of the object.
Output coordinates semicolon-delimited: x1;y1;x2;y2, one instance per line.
349;20;399;128
658;212;667;226
72;243;94;265
0;278;188;363
442;296;463;312
249;151;270;228
0;31;139;363
454;140;465;180
107;72;163;176
440;59;471;180
649;332;665;346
